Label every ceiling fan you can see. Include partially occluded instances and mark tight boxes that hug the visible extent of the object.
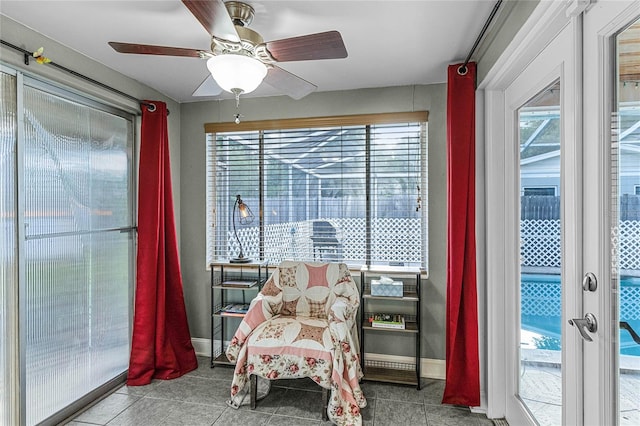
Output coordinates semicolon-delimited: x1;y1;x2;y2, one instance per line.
109;0;348;101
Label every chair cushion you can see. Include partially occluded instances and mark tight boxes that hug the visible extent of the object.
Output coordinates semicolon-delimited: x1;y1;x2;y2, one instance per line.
242;315;333;385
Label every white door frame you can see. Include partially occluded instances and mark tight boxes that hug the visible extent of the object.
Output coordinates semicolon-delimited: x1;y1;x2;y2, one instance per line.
582;2;640;425
479;0;577;422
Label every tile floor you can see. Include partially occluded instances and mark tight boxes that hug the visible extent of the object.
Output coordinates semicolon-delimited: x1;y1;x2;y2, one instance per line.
62;357;496;426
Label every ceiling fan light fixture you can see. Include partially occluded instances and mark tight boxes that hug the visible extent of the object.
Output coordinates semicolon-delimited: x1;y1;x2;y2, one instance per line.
207;54;267;95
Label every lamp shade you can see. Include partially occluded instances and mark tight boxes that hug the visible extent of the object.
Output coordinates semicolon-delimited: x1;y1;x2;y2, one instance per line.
207;54;268;94
236;198;254;225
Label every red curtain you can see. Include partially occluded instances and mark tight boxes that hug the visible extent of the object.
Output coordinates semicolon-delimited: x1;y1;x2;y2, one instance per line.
442;63;480;406
127;101;197;386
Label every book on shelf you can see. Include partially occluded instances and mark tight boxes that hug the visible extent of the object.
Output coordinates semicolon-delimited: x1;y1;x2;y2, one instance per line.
222;279;257;288
369;313;405;329
220;303;250;316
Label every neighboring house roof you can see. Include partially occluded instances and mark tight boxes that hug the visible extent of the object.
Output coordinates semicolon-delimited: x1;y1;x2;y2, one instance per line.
520;150;559;166
521;146;640;180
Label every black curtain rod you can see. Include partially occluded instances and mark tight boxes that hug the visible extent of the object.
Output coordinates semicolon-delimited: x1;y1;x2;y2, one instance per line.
458;0;503;75
0;39;169;115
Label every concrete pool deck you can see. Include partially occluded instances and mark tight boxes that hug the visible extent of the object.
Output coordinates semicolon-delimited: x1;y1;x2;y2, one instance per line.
519;348;640;425
522;347;640;371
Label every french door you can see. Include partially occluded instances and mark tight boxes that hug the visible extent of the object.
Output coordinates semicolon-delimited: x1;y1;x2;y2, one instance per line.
502;15;581;426
486;1;640;425
583;2;640;425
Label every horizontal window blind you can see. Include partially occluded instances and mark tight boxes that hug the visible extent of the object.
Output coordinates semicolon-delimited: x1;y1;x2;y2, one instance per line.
206;113;427;268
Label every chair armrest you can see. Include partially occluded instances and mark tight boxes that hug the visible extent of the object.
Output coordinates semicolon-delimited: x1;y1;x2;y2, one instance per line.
329;296;358;326
226;293;277;362
328;296;362;366
226;272;284;362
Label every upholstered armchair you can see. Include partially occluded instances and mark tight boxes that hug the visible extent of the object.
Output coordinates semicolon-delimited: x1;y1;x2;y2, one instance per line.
226;261;367;425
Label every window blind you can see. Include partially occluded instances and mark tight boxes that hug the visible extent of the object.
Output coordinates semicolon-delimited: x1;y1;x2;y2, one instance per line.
206;113;427;268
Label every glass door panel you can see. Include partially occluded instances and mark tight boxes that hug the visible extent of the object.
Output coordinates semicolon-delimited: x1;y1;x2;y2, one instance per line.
500;18;577;425
616;21;640;426
0;70;17;426
22;83;133;425
518;81;562;426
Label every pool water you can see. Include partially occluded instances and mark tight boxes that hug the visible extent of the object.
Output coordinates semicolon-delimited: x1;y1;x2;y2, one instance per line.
521;274;640;356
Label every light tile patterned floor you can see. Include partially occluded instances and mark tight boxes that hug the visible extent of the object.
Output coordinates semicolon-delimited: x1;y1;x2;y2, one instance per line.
61;357;495;426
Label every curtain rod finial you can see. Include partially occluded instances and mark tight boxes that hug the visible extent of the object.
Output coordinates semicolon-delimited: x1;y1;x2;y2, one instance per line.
140;101;170;115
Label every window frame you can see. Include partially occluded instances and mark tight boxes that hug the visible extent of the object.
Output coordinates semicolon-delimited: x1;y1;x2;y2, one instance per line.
205;111;429;269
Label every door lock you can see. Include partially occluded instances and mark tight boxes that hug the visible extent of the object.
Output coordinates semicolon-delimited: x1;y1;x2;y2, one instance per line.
569;313;598;342
582;272;597;292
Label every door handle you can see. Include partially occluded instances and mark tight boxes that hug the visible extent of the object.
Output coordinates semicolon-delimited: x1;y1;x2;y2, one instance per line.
568;313;597;342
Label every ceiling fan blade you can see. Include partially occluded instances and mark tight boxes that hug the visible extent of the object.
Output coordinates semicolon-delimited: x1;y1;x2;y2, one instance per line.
265;31;347;62
109;42;203;58
182;0;240;42
192;74;223;97
264;65;317;100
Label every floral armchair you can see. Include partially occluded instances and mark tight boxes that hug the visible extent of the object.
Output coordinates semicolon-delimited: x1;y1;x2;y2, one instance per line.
226;261;367;425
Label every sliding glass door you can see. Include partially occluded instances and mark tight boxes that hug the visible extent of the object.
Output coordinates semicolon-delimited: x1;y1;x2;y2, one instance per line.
0;68;135;425
0;69;18;426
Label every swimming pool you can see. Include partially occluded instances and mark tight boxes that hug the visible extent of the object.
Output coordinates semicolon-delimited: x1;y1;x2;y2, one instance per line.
521;273;640;356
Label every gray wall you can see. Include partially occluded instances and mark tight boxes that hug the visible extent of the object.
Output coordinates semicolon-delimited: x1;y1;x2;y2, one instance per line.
180;84;448;360
475;0;540;85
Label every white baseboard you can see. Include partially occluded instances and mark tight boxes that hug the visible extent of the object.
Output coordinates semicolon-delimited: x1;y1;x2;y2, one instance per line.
421;357;446;381
191;337;446;380
191;337;211;357
470;403;487;414
470;388;488;413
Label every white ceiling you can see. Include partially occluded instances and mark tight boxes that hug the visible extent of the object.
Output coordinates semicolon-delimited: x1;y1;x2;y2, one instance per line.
0;1;497;103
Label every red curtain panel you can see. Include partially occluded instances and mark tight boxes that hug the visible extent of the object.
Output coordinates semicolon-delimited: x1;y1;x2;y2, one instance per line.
442;63;480;406
127;101;197;386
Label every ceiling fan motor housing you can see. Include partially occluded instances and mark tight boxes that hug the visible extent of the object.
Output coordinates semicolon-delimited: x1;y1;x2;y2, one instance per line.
211;2;265;56
236;26;263;48
211;25;265;56
225;1;255;27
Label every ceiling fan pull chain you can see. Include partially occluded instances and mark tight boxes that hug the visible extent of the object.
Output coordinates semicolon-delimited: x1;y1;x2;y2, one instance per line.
234;90;242;124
